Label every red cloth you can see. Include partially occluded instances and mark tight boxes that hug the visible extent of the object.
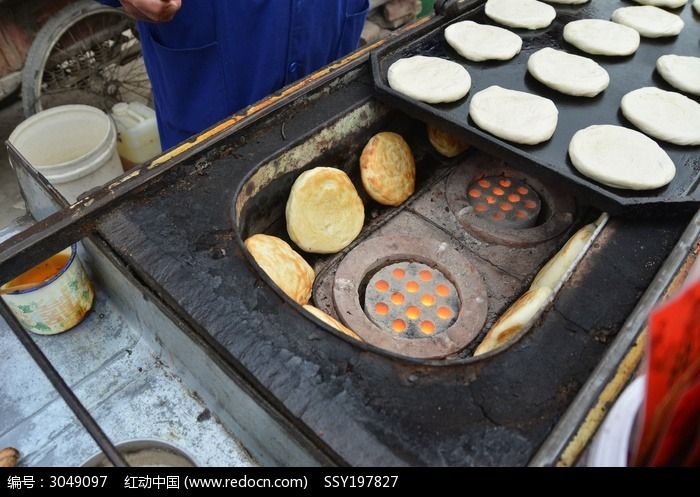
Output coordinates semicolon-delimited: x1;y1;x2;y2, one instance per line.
633;280;700;466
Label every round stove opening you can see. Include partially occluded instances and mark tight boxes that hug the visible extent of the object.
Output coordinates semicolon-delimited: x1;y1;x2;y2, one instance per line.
467;175;542;229
333;235;488;359
364;261;460;338
446;160;575;247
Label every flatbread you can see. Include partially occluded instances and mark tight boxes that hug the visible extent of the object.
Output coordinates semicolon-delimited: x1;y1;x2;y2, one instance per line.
527;47;610;97
469;86;558;145
360;132;415;206
485;0;556;30
303;305;362;341
612;6;684;38
427;124;470;157
244;234;315;305
387;55;471;104
473;287;552;356
568;125;676;190
444;20;522;62
656;55;700;96
633;0;687;8
621;87;700;146
286;167;364;254
563;19;640;56
530;223;596;292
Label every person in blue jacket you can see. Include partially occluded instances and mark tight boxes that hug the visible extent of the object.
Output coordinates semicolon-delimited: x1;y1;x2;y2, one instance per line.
98;0;369;149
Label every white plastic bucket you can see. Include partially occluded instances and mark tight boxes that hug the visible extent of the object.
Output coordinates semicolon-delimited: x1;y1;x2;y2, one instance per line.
9;105;123;203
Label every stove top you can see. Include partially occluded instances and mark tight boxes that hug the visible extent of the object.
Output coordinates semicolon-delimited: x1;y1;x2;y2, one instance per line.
91;67;692;465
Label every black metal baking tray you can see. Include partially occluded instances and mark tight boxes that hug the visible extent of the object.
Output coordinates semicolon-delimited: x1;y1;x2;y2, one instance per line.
371;1;700;209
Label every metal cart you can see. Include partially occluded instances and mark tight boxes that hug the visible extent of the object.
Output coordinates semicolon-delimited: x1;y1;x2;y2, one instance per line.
1;0;698;467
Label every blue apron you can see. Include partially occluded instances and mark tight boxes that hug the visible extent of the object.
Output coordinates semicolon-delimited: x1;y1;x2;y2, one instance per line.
99;0;369;148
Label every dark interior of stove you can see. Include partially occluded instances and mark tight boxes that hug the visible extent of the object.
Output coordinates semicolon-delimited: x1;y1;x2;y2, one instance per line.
234;103;616;363
237;108;449;249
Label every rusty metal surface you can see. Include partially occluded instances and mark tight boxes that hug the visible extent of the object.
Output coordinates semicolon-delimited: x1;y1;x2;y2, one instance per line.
101;160;690;466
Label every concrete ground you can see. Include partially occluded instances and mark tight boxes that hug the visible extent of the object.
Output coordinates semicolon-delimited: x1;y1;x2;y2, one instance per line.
0;94;27;229
0;221;255;467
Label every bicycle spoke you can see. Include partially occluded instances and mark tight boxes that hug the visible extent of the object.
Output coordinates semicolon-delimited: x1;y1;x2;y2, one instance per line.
29;8;151;114
120;79;151;91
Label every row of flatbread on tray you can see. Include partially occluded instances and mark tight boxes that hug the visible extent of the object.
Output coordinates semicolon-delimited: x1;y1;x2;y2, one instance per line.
387;0;700;191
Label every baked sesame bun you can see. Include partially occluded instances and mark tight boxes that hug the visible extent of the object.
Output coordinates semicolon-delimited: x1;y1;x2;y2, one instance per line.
427;124;470;157
286;167;364;254
360;132;416;206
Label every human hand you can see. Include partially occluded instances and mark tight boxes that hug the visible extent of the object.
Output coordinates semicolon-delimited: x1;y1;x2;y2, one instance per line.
119;0;181;22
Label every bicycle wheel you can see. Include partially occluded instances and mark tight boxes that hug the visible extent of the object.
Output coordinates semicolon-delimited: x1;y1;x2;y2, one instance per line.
21;0;151;117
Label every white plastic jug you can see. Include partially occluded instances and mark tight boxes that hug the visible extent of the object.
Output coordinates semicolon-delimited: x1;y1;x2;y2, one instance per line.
111;102;161;170
9;105;124;203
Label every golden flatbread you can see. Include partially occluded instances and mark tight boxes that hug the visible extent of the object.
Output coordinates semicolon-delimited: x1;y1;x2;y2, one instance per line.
303;305;363;341
427;124;470;158
286;167;364;254
244;234;315;305
360;132;416;206
473;287;552;356
530;223;596;291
